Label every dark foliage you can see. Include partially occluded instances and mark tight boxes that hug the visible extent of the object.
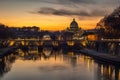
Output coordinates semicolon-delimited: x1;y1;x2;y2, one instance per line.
0;24;14;39
96;7;120;38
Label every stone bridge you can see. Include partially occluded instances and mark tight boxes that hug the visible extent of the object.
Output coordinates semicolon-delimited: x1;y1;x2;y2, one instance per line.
5;39;83;47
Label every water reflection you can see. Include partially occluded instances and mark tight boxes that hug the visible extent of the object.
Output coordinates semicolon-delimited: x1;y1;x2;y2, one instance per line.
0;54;16;80
42;47;52;58
0;47;120;80
96;63;120;80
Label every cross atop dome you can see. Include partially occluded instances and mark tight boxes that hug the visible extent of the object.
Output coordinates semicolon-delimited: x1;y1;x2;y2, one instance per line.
73;18;75;21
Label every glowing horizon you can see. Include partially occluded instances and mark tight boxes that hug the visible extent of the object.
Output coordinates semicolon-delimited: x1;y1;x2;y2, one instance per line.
0;0;119;31
0;15;103;31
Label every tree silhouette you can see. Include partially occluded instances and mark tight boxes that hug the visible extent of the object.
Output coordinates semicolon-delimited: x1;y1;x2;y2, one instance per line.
96;7;120;38
0;24;14;39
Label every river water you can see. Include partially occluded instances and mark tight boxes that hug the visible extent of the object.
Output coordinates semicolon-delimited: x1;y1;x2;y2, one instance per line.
0;47;120;80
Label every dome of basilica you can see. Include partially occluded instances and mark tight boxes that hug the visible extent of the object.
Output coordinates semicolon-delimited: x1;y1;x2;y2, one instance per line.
70;18;79;29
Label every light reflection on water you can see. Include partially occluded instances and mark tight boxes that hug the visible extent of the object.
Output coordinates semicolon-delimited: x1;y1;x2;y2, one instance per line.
0;47;120;80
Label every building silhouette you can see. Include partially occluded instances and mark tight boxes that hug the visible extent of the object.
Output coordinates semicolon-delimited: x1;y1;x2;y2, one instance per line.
66;18;84;40
67;18;81;33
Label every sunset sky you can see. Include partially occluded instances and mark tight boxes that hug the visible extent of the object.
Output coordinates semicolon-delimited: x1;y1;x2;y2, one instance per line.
0;0;119;31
